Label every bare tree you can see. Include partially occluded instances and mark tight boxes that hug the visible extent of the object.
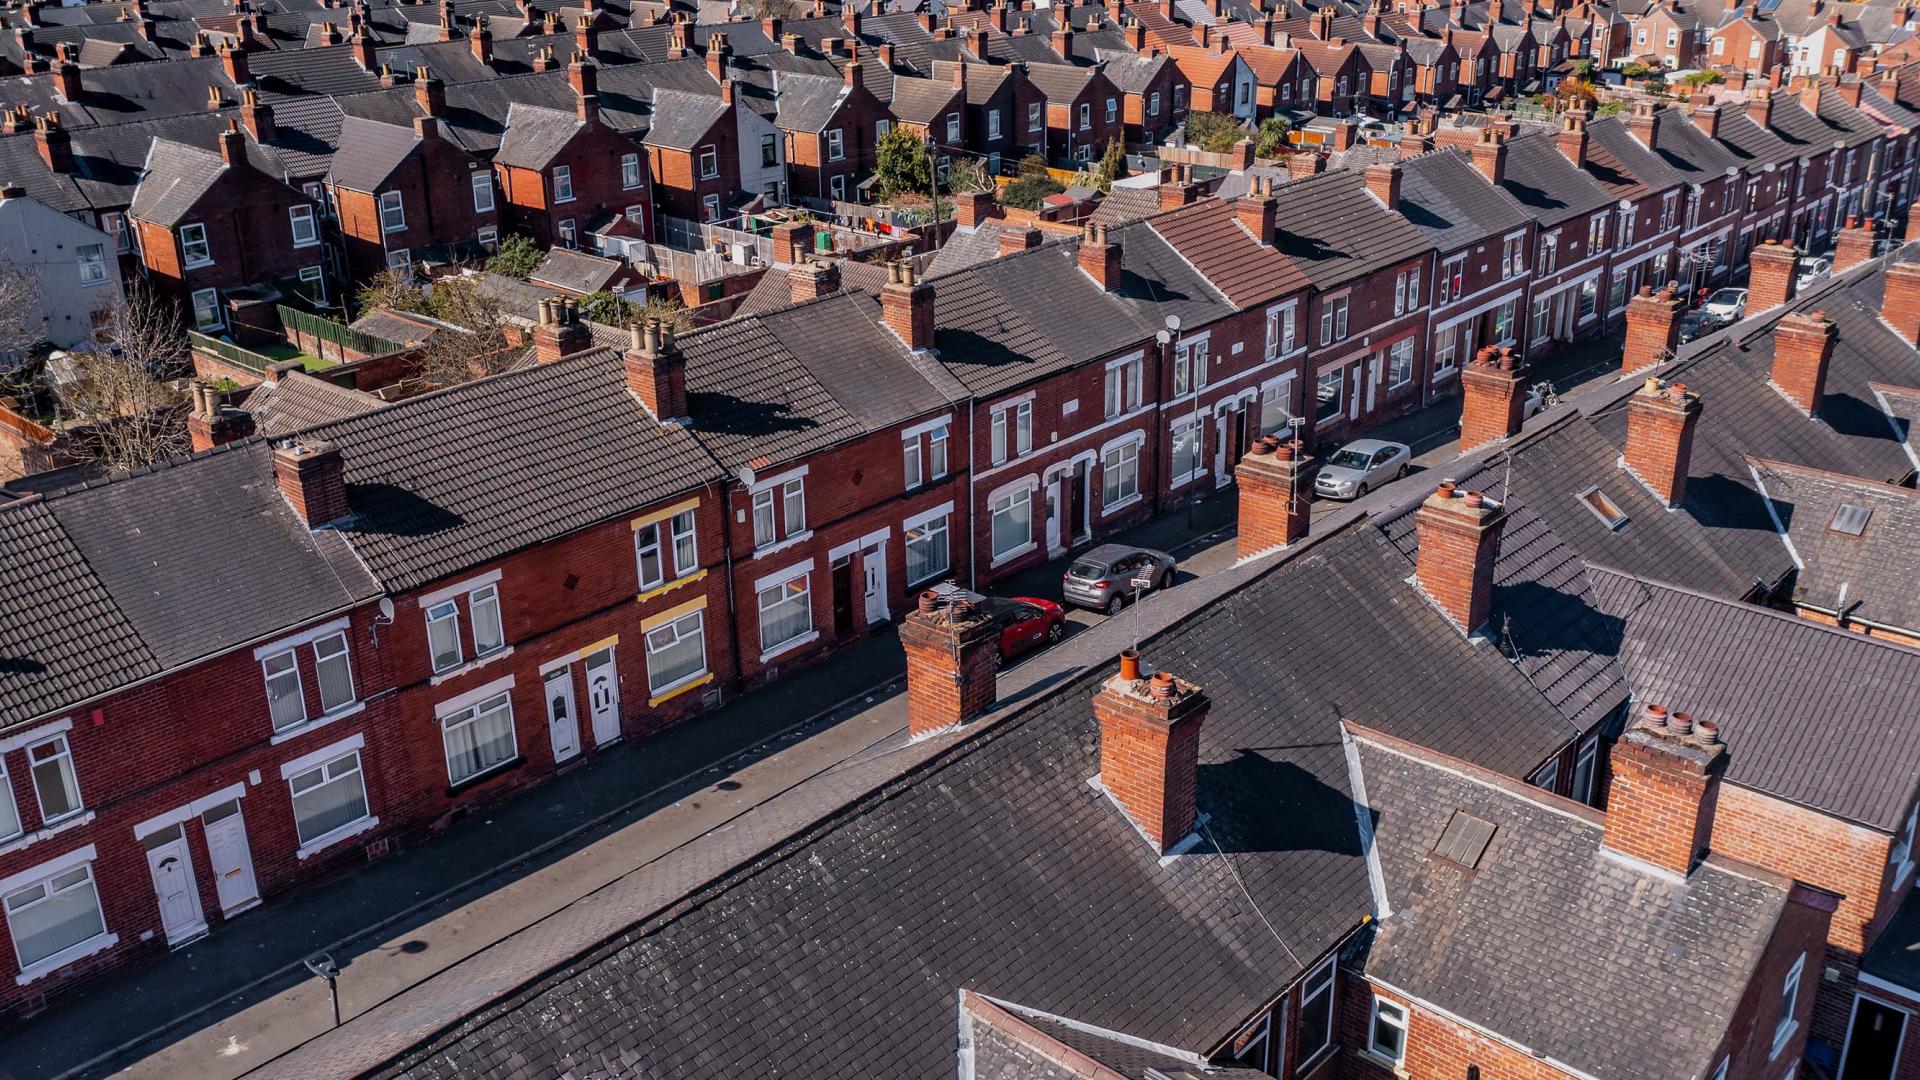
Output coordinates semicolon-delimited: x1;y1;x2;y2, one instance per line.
53;284;191;473
411;275;519;389
737;0;808;18
0;261;43;365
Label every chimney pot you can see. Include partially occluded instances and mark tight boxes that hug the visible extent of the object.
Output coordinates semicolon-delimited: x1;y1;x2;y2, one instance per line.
1079;223;1122;289
1601;706;1729;875
880;260;935;350
1833;216;1877;271
625;317;688;419
1458;345;1527;451
533;297;591;363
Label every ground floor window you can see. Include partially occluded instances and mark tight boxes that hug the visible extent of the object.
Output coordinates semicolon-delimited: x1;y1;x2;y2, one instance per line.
645;611;707;694
288;751;370;847
1579;277;1598;319
905;513;950;584
1259;383;1292;435
4;861;107;971
1433;326;1458;373
1315;368;1344;423
1171;419;1202;481
191;288;221;330
1387;338;1415;389
442;692;517;784
1531;294;1552;344
758;574;813;653
1102;442;1139;506
991;488;1031;559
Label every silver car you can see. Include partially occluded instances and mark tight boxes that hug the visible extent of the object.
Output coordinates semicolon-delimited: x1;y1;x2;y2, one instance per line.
1701;287;1747;324
1313;439;1411;500
1795;256;1831;293
1062;544;1177;615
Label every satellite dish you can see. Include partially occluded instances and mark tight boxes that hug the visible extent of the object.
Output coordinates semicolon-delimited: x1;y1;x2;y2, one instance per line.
378;596;396;621
737;465;756;487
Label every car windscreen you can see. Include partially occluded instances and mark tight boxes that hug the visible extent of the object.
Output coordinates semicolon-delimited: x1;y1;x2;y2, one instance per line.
1067;562;1105;579
1327;450;1372;469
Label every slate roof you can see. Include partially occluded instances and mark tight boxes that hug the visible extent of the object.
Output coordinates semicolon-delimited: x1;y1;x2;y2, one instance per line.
643;87;728;149
1086;184;1162;228
529;247;626;293
303;348;718;592
963;996;1273;1080
1022;59;1097;104
1351;725;1794;1080
242;371;388;437
327;114;422;192
1269;167;1429;290
364;524;1575;1079
1587;565;1920;832
493;102;586;168
1396;147;1533;252
769;70;850;132
1583;114;1683;200
731;258;890;317
1750;459;1920;635
886;72;961;125
127;138;229;225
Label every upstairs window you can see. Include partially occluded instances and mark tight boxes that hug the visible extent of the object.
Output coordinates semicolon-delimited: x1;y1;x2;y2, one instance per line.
1078;102;1091;130
426;600;463;673
378;191;406;234
552;165;574;203
1173;339;1209;396
28;736;82;823
289;205;319;247
622;152;644;189
472;172;495;213
826;129;846;161
1105;356;1144;416
1369;998;1408;1064
1266;305;1296;356
76;244;107;287
699;146;719;180
750;479;807;548
991;401;1033;464
1297;959;1337;1064
180;223;212;268
1773;954;1805;1057
1028;102;1043;131
946;114;962;143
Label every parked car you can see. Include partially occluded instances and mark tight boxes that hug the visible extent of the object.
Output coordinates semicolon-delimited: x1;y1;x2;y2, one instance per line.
1525;381;1556;417
1314;439;1411;500
926;583;1066;660
1062;544;1178;615
1701;287;1747;324
1795;256;1832;293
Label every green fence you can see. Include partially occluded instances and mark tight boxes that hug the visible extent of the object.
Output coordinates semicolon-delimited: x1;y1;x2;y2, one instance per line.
276;305;400;363
188;331;275;374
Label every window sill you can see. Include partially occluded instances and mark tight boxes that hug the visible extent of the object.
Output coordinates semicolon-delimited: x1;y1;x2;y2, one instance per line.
649;671;713;708
0;810;96;860
636;568;707;605
1294;1043;1339;1078
1360;1049;1409;1075
269;701;366;746
446;755;526;797
759;629;820;664
295;816;379;861
553;196;576;204
990;540;1038;568
1771;1021;1798;1061
428;646;516;687
751;530;815;560
183;259;214;271
292;239;320;249
1168;468;1207;490
15;932;119;986
1100;493;1143;518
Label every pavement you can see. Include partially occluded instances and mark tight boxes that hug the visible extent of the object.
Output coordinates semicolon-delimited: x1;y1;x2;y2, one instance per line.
0;339;1620;1080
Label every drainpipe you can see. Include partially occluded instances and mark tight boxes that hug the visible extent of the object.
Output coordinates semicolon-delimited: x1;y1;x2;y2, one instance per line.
712;474;743;692
965;393;979;590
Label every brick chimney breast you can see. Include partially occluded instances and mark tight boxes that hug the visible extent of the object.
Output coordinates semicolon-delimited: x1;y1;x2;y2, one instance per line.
880;260;935;351
273;441;351;527
1094;662;1208;853
1235;438;1312;558
1458;345;1526;452
1622;376;1702;508
624;317;688;420
1236;175;1277;243
999;225;1042;256
1414;483;1508;635
1882;259;1920;345
900;595;1000;737
1746;238;1798;312
1770;309;1836;414
771;218;816;265
1622;285;1684;373
1601;703;1728;876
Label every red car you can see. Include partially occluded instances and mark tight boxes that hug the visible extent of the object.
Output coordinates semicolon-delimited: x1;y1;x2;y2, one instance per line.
927;584;1066;660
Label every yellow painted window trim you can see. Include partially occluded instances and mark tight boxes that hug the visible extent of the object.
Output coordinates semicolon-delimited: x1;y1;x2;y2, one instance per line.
649;671;713;708
630;497;701;532
640;592;709;632
635;567;707;607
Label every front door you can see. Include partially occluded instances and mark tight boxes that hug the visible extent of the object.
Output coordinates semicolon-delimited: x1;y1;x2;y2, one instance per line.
1070;461;1090;542
1842;996;1909;1080
584;647;621;746
831;556;855;636
1044;477;1064;555
544;668;580;764
200;800;259;916
862;546;888;626
144;828;205;945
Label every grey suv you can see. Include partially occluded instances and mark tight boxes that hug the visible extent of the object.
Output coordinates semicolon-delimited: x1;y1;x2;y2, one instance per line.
1062;544;1177;615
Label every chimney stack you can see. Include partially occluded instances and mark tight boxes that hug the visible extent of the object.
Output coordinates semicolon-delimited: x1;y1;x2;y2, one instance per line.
1622;377;1702;507
999;225;1042;255
1622;285;1684;372
1601;703;1728;876
899;594;1001;738
789;259;841;302
570;53;599;121
1833;216;1877;271
33;114;72;174
273;441;351;526
187;384;257;451
1881;259;1920;345
1746;88;1774;128
533;297;591;363
1770;310;1835;414
471;16;494;64
1236;175;1277;243
1158;164;1200;209
1414;482;1507;634
352;26;378;71
240;87;275;141
952;189;996;229
1690;102;1720;139
624;317;689;420
54;53;82;101
1556;110;1589;168
1287;151;1325;178
771;218;816;265
414;65;445;116
881;261;935;351
1468;126;1507;185
1236;437;1312;558
1094;658;1208;853
217;118;247;166
1458;346;1526;452
1747;239;1798;312
1079;223;1122;289
1364;161;1402;210
1627;99;1657;145
707;30;730;83
576;13;599;58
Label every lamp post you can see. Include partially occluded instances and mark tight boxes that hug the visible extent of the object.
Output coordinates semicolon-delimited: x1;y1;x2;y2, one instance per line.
304;951;341;1029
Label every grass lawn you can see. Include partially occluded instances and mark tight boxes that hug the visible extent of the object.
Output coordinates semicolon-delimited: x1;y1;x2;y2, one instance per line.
255;341;337;371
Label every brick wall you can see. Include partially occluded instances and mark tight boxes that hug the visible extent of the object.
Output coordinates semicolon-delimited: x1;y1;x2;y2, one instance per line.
1301;254;1431;446
649;109;740;222
333;137;496;280
497;125;650;250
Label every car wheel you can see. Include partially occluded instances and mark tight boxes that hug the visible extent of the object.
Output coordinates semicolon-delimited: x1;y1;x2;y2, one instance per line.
1395;464;1409;480
1046;622;1064;644
1356;482;1369;497
1106;595;1124;616
1158;570;1173;590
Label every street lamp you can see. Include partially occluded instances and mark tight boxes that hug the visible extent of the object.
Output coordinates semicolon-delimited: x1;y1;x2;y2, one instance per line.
304;951;341;1029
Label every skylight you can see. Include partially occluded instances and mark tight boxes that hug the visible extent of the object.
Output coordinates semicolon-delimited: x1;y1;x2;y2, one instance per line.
1830;504;1872;536
1432;811;1497;869
1576;486;1630;531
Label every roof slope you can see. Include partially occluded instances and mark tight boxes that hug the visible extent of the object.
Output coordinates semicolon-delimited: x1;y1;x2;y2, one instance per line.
1269;168;1429;289
242;372;388;437
128;138;229;225
328;115;421;192
1587;565;1920;831
1397;148;1532;251
1753;458;1920;634
1352;726;1791;1080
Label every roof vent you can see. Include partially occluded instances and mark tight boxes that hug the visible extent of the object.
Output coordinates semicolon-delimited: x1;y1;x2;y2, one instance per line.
1830;504;1872;535
1431;810;1497;869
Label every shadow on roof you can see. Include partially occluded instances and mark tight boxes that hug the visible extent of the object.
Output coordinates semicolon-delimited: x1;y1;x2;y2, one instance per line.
1200;749;1364;856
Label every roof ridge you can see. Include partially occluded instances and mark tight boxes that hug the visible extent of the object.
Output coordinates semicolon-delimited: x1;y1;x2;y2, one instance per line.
1586;561;1920;657
1748;454;1920;499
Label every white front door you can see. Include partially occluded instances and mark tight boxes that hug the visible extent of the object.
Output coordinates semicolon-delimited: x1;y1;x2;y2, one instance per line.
585;647;621;746
545;668;581;763
862;546;888;625
200;801;259;916
1045;476;1063;554
145;831;206;945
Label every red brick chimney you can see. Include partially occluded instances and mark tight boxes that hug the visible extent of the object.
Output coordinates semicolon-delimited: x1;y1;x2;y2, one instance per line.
1771;310;1835;414
881;260;935;351
352;26;378;71
1622;376;1702;508
532;297;591;363
1626;99;1657;145
999;225;1042;255
1746;88;1773;128
900;593;1000;738
471;17;494;65
240;88;274;142
1601;703;1728;876
771;218;816;265
217;118;247;166
1159;164;1201;209
570;54;599;122
1079;223;1122;290
273;441;351;526
1556;110;1589;168
706;30;730;83
1414;482;1507;634
1094;657;1208;853
952;189;997;228
1364;161;1402;210
625;317;688;420
219;39;250;84
1882;259;1920;345
53;54;82;101
1690;102;1720;139
34;114;73;174
1746;239;1797;312
1458;346;1526;452
1287;151;1325;178
1908;198;1920;244
415;66;446;116
1468;126;1506;185
1236;175;1276;243
187;383;256;452
1833;216;1877;271
789;259;841;302
1622;285;1684;372
576;12;600;58
1236;437;1312;558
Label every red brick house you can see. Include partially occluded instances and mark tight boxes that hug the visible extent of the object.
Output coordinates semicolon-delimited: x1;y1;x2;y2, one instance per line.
327;105;498;281
930;59;1047;174
492;57;651;250
773;63;888;203
1025;61;1124;165
644;85;742;223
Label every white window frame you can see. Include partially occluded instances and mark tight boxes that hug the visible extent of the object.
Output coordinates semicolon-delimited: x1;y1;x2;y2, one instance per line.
377;190;406;234
76;243;107;287
1572;735;1599;805
471;171;495;213
27;735;82;825
312;630;355;715
425;599;464;674
903;439;923;490
928;426;949;479
1174;338;1209;397
1028;102;1043;132
826;129;845;161
756;567;815;655
298;264;326;303
468;583;505;658
386;248;412;276
1266;303;1296;357
987;109;1002;139
261;647;307;733
557;220;577;248
1104;355;1143;417
1170;416;1203;485
670;509;698;577
989;485;1032;560
2;852;111;978
0;759;19;843
991;400;1033;464
946;113;961;143
440;690;519;786
1387;338;1414;390
699;145;719;180
904;506;951;585
101;211;129;253
782;478;806;535
283;743;373;856
644;609;708;696
1078;102;1091;130
552;165;575;203
752;488;778;547
1101;439;1140;509
1773;953;1805;1058
289;204;319;248
622;152;643;189
1368;997;1409;1065
636;523;666;591
180;223;212;268
1297;958;1337;1065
